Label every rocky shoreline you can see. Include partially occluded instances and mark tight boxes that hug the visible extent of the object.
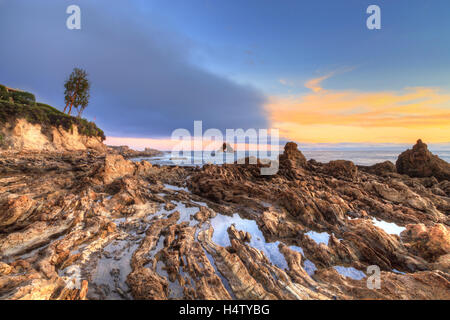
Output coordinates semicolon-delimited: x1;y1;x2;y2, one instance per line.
0;140;448;300
107;145;163;159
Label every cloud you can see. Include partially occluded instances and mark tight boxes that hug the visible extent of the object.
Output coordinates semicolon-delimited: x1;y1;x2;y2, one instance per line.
304;73;334;93
268;73;450;143
304;67;355;93
279;78;296;87
0;1;268;138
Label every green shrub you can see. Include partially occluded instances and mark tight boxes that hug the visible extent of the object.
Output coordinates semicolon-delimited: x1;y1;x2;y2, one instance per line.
0;85;10;101
0;85;35;105
11;91;36;106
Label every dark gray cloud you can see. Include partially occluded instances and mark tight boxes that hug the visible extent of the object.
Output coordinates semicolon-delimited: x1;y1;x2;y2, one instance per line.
0;1;268;137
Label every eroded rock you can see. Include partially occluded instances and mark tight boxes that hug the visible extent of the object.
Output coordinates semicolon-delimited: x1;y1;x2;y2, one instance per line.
0;142;448;301
396;139;450;181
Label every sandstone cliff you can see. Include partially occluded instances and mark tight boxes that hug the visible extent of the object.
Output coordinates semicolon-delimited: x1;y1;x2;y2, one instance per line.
1;118;106;152
0;94;106;153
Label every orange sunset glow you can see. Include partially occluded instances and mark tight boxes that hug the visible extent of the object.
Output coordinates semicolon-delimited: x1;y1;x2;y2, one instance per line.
268;74;450;143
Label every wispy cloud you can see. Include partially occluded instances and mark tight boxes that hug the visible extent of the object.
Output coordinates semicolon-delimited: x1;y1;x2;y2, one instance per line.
268;72;450;143
304;72;334;93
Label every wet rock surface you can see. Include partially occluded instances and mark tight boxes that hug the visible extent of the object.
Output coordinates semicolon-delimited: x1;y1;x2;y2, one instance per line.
0;142;449;300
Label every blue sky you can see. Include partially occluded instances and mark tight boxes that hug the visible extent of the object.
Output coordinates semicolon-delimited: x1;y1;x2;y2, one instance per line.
0;0;449;145
145;0;450;92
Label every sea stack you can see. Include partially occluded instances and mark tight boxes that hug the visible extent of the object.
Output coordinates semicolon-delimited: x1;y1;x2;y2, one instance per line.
396;139;450;181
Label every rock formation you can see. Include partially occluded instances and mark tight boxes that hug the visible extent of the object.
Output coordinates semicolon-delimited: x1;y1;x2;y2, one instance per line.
1;119;105;152
359;161;397;177
278;142;307;179
323;160;358;181
107;145;163;158
396;139;450;181
218;142;234;153
0;141;448;300
279;142;307;168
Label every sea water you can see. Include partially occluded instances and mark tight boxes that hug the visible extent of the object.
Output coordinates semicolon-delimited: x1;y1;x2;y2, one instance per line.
132;149;450;167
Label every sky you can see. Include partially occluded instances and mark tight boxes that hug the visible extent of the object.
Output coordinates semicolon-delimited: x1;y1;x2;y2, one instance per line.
0;0;449;149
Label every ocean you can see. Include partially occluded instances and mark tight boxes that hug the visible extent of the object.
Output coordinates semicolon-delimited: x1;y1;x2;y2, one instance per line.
131;149;450;167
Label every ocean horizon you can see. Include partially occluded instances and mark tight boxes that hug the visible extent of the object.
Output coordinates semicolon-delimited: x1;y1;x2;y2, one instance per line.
132;149;450;167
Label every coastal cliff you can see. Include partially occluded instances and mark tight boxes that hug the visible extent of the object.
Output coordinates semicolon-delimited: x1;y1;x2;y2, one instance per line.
0;87;106;153
1;118;105;152
0;100;106;152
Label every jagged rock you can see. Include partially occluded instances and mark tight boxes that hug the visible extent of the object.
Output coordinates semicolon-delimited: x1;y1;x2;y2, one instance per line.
0;262;13;275
401;223;450;262
0;142;449;301
323;160;358;181
433;254;450;273
108;145;162;158
193;206;216;223
363;161;397;176
199;227;276;300
135;160;153;176
279;142;307;168
228;225;251;243
127;267;168;300
313;268;450;300
437;180;450;197
0;195;34;228
101;154;136;184
54;280;89;300
396;139;450;181
215;142;234;154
